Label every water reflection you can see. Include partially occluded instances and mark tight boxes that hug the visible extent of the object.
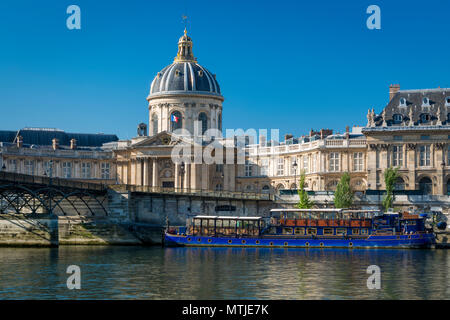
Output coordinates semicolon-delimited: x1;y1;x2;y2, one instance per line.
0;246;448;299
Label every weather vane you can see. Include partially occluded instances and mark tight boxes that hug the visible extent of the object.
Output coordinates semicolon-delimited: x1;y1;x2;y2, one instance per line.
182;14;189;32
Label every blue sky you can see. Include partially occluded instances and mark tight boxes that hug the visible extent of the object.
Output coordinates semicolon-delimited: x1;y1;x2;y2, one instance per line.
0;0;449;140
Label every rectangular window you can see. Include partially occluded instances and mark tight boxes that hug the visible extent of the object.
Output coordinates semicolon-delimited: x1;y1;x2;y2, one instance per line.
282;227;293;234
244;160;252;177
329;152;340;172
294;227;305;235
306;228;317;235
392;146;403;167
420;135;430;140
394;136;403;141
215;164;223;173
24;160;34;175
419;145;431;166
353;229;360;235
62;162;72;178
336;228;347;235
353;152;363;171
311;154;317;173
277;157;284;176
260;159;269;176
323;228;333;235
361;228;368;235
81;163;91;179
101;163;110;179
303;155;309;173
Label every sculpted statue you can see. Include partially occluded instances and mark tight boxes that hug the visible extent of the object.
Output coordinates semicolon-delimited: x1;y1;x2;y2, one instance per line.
409;107;414;126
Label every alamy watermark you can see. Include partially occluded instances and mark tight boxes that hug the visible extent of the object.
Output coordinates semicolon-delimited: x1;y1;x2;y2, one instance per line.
366;265;381;289
66;265;81;290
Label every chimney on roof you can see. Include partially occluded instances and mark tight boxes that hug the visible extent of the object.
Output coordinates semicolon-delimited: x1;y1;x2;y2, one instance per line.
52;138;59;150
16;135;23;148
389;84;400;101
284;134;293;142
70;138;77;150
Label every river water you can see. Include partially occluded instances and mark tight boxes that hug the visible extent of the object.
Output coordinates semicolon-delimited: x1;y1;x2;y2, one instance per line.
0;246;448;300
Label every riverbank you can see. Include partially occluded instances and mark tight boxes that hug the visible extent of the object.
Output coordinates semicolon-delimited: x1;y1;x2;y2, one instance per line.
0;215;164;247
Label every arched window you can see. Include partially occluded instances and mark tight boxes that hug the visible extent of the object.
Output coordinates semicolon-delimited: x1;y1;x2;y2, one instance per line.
394;177;405;191
419;177;432;195
215;183;223;191
290;183;297;190
399;98;406;106
262;185;270;193
152;114;158;136
198;112;208;134
170;111;182;132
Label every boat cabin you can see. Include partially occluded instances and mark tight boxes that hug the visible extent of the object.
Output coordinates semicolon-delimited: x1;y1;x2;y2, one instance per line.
187;215;265;237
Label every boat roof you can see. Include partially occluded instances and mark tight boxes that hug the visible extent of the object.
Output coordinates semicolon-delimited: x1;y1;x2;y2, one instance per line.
193;215;262;220
270;208;343;212
342;210;381;213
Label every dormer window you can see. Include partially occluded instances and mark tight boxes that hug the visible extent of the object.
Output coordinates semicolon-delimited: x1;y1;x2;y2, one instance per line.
393;114;403;124
198;70;203;77
157;72;162;78
446;97;450;106
399;98;406;106
175;70;181;77
422;97;430;106
420;113;431;123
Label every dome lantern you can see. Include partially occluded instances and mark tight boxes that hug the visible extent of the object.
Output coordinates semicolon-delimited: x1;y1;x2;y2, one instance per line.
174;28;196;62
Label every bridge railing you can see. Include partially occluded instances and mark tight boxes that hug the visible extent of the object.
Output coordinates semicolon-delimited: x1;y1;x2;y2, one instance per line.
0;172;106;192
109;184;273;201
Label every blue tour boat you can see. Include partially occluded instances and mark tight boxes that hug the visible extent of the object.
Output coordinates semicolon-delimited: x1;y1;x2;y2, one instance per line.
164;209;436;249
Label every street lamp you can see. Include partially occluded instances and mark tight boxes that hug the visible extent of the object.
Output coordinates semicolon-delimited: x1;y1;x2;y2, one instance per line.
293;160;298;192
180;161;185;192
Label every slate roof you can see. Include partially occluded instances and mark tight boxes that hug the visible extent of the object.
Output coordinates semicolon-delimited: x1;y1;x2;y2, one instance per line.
373;88;450;127
0;128;118;147
150;62;221;97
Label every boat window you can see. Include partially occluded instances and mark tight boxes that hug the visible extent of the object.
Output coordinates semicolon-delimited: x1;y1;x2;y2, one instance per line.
336;228;347;235
295;227;305;235
194;219;201;226
306;228;317;235
353;229;360;235
323;228;333;235
208;219;215;227
216;220;223;227
269;227;277;234
283;227;293;234
361;228;368;235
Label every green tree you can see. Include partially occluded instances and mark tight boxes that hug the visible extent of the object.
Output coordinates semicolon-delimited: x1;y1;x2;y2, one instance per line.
297;171;314;209
382;166;400;212
333;172;353;208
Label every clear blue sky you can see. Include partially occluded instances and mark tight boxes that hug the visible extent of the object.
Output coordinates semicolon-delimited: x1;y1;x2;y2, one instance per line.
1;0;449;140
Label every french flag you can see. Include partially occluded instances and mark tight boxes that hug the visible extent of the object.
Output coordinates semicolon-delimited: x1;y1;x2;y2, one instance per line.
171;114;179;123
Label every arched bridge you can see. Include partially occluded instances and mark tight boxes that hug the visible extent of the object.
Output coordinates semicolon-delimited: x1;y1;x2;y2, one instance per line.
0;172;109;216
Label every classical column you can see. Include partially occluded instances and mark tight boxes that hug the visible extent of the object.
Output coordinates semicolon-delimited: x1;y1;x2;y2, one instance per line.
174;162;180;189
152;159;159;188
130;160;136;185
143;158;149;186
406;144;416;190
184;163;191;190
123;162;128;184
136;159;142;186
201;164;209;190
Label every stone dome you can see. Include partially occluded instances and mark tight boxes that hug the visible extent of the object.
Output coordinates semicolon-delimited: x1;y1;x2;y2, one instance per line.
149;29;221;97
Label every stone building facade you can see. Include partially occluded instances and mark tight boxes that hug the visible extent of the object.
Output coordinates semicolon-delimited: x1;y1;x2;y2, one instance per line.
236;127;368;194
0;128;118;182
363;85;450;195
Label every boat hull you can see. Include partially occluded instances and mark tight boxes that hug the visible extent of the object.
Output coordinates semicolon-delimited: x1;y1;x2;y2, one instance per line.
164;233;435;249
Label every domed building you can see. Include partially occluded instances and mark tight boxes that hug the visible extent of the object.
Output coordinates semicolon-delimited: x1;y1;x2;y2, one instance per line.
147;29;224;136
113;30;237;193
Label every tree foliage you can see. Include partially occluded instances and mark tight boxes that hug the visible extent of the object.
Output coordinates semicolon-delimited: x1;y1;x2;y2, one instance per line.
297;171;314;209
333;172;353;208
382;166;400;212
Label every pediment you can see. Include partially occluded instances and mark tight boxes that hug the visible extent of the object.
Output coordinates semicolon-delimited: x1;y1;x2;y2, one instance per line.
131;131;194;148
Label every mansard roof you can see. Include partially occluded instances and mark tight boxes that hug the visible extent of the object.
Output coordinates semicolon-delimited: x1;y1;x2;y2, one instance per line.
371;88;450;127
